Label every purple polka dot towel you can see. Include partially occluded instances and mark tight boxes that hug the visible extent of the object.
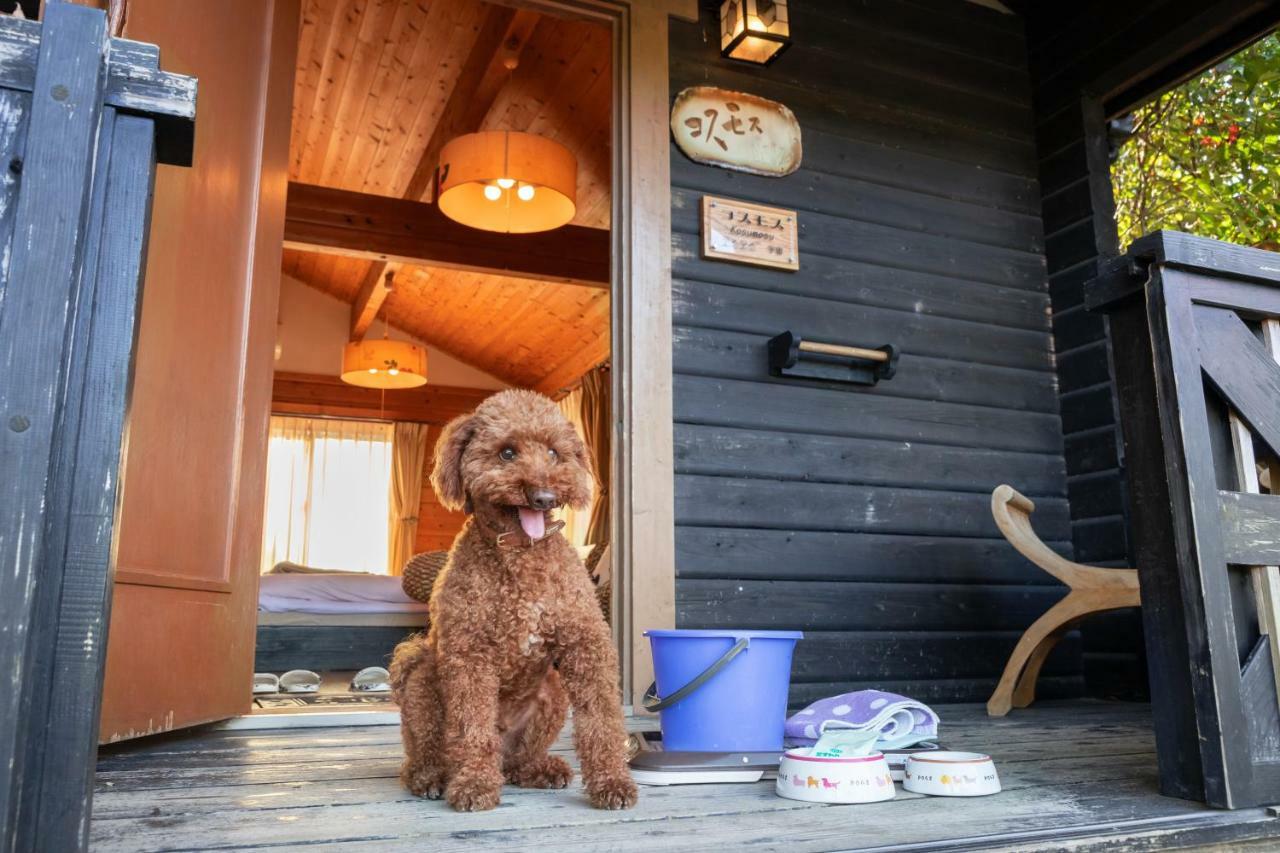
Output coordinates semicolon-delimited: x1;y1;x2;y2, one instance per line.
784;689;940;749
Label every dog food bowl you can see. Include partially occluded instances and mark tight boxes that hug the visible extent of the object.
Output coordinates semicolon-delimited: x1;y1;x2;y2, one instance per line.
883;742;941;781
902;751;1000;797
776;748;895;804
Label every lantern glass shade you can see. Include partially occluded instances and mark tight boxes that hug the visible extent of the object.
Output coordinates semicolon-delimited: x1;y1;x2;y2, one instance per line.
720;0;791;65
437;130;576;233
340;340;428;389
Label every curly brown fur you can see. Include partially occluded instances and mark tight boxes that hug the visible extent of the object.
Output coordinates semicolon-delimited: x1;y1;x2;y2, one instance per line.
391;390;636;812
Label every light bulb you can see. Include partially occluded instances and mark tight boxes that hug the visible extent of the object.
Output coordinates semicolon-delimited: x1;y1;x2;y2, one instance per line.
517;183;535;201
483;184;502;201
496;177;515;189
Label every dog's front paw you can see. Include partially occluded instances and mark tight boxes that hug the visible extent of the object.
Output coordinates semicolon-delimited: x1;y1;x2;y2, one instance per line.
506;755;573;789
585;775;638;810
446;773;503;812
402;763;447;799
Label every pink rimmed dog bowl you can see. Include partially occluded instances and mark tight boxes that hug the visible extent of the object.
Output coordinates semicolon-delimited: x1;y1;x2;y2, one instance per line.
776;748;896;804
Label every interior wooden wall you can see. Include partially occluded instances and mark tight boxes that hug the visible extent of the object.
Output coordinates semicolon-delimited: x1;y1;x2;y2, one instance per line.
269;372;489;562
416;424;458;554
669;0;1079;705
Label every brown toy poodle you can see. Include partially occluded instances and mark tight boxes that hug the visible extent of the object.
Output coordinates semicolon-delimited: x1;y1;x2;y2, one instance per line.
390;390;637;812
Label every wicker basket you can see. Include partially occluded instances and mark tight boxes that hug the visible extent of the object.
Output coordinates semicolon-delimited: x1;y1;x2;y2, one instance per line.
401;550;449;604
584;543;611;623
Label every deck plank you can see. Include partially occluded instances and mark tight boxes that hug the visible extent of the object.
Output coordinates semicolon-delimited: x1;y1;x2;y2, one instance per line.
89;702;1280;852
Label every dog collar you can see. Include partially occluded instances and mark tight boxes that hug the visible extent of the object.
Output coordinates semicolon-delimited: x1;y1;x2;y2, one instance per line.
495;521;565;550
474;514;566;550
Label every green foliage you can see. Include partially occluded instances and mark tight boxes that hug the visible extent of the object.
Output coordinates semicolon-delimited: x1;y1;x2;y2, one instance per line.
1112;33;1280;250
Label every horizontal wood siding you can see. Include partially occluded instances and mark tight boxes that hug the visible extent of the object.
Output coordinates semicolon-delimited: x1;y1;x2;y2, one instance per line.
1023;0;1280;697
669;0;1077;704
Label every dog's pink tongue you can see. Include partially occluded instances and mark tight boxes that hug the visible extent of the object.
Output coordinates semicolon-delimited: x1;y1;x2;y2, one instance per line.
518;507;546;539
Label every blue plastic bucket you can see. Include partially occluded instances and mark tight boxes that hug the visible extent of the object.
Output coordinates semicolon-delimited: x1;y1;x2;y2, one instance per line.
644;628;802;752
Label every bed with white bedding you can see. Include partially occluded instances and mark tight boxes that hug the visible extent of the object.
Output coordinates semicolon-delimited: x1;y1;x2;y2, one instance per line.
255;571;426;673
258;573;428;616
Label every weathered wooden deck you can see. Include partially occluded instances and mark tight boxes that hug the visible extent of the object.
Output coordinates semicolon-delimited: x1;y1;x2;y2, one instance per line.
91;701;1280;851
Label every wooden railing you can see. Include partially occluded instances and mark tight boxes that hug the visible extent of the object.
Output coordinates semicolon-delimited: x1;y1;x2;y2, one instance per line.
1089;231;1280;809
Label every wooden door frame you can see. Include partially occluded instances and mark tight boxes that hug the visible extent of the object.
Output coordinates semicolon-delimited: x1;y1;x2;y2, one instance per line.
496;0;696;706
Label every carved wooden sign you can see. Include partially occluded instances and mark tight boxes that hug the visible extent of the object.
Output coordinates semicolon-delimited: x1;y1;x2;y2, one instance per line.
671;86;801;177
701;195;798;271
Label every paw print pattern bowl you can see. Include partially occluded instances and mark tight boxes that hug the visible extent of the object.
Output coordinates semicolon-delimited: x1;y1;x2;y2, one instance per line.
902;751;1000;797
776;748;895;804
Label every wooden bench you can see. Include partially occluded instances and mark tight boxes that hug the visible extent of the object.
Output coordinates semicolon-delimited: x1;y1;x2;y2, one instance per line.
987;485;1141;716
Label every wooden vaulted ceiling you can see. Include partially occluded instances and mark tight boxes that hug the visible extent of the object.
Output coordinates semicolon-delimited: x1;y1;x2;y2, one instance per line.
283;0;612;394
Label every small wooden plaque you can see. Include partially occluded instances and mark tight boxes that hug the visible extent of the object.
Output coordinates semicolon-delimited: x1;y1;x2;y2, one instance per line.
671;86;802;177
701;196;799;271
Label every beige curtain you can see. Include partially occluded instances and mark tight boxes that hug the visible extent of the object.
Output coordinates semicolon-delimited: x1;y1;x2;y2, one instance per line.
260;416;394;574
557;388;591;547
580;366;612;547
389;422;431;575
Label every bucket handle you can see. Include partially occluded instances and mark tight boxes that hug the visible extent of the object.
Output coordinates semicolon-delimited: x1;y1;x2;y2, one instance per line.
642;637;750;713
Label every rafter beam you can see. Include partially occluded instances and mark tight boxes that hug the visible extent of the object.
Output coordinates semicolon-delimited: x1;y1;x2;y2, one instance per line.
285;182;611;287
407;7;540;203
350;266;394;340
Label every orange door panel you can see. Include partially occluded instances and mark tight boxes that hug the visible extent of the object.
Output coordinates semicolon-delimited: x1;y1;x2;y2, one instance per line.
99;0;297;743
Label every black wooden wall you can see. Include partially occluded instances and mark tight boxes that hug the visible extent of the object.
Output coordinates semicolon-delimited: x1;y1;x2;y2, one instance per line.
1022;0;1280;697
668;0;1081;705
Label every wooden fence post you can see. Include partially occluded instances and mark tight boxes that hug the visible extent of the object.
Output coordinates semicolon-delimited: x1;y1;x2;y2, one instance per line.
0;4;195;849
1089;231;1280;809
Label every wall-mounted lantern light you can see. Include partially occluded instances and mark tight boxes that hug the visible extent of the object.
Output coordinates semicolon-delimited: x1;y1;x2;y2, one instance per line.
720;0;791;66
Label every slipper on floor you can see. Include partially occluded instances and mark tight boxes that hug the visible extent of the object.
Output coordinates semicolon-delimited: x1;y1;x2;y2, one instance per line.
279;669;322;694
351;666;391;693
252;673;280;694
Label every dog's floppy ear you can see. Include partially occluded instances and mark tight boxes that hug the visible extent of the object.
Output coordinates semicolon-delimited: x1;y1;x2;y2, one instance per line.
432;414;477;512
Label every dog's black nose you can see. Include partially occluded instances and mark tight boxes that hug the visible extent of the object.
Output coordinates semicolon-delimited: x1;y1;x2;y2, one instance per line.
526;489;557;510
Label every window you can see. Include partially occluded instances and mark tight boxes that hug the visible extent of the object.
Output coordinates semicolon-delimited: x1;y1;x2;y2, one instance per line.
259;416;394;574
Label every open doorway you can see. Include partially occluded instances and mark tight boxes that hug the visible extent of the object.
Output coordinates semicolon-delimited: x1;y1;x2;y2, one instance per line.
249;0;617;719
1110;31;1279;252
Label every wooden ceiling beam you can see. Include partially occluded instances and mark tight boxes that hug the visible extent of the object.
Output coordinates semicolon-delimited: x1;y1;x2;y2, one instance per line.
347;7;541;341
285;182;611;288
272;371;495;425
350;266;394;340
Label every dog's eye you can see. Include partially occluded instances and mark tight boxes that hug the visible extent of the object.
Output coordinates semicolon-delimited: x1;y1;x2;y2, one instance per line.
547;448;559;461
499;447;517;461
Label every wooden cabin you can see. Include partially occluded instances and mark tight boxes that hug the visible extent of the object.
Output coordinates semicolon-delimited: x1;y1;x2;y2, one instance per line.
4;0;1280;849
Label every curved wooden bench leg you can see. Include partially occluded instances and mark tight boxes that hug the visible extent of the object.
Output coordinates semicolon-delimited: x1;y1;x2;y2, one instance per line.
1011;627;1070;709
987;594;1083;717
989;486;1141;716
